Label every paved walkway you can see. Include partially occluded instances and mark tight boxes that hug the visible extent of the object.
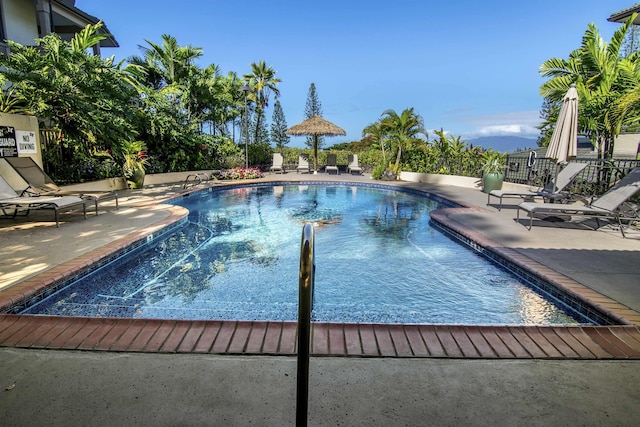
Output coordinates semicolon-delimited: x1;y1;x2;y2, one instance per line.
1;173;639;425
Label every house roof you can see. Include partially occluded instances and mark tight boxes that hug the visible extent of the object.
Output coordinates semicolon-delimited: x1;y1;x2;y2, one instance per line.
52;0;119;48
607;4;640;24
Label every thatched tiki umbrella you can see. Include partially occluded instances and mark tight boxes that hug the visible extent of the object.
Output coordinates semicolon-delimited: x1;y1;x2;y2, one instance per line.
286;115;346;174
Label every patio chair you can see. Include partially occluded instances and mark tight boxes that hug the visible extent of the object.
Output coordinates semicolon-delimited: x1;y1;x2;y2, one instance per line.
0;175;87;227
347;154;363;175
325;153;339;175
2;156;118;214
296;155;310;174
488;162;587;210
270;153;284;174
516;167;640;237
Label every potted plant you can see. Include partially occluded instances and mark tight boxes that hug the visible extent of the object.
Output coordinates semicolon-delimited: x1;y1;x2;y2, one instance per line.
120;140;148;189
480;150;506;193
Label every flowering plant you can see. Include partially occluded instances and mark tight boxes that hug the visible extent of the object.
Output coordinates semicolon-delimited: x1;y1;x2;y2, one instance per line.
212;167;264;180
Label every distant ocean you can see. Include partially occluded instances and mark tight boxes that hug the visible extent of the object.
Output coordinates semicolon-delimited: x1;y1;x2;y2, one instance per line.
467;136;538;153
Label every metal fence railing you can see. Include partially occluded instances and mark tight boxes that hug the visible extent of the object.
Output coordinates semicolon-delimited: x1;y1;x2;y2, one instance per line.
503;155;640;196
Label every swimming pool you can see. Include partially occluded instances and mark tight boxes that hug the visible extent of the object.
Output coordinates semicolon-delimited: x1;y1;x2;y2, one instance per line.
18;183;598;325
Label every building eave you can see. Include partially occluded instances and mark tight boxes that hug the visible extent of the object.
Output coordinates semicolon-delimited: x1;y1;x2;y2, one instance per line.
52;1;119;48
607;4;640;25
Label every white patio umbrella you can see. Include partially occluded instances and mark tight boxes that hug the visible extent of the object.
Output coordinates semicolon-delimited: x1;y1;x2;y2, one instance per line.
546;84;579;191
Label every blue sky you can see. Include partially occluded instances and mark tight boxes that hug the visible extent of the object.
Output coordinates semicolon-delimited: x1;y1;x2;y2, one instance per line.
78;0;634;147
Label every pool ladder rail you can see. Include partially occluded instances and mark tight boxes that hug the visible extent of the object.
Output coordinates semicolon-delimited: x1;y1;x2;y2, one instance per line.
182;172;210;189
297;222;315;427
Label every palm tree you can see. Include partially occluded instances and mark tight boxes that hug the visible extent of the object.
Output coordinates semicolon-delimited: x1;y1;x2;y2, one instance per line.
608;85;640;135
539;14;640;159
379;108;425;173
362;121;387;163
243;61;281;143
130;34;203;90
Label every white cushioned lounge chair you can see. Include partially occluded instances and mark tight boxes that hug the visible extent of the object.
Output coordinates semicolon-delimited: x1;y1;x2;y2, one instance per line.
2;156;118;214
270;153;285;174
296;155;310;174
0;175;86;227
347;154;363;175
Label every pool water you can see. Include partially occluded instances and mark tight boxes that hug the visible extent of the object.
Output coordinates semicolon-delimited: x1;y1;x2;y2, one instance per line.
22;184;589;325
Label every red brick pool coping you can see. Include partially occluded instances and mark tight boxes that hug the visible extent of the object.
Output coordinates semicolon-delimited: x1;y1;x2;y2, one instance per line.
0;315;638;358
1;186;640;359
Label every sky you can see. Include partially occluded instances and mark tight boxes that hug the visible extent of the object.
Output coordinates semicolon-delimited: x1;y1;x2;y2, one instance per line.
77;0;635;148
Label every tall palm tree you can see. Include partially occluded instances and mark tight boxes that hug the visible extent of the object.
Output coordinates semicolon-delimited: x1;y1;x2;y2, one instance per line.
539;14;640;158
362;121;387;162
243;61;281;143
129;34;203;93
379;108;425;173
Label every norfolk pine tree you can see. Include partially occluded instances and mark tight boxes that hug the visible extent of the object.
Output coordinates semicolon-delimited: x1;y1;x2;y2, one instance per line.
304;83;323;148
270;100;290;148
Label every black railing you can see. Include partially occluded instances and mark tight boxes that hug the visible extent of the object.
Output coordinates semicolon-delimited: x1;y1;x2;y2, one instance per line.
504;155;640;195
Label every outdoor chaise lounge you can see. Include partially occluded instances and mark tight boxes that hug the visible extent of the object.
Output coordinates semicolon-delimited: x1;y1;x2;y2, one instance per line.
326;153;339;175
296;155;310;174
516;167;640;237
347;154;363;175
270;153;284;174
488;162;587;210
0;175;86;227
2;156;118;214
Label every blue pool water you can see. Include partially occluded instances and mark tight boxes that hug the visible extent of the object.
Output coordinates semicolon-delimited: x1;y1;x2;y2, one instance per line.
21;184;592;325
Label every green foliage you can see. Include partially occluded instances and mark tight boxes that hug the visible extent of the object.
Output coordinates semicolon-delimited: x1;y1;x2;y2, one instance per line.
207;137;242;169
304;83;323;148
379;108;426;173
371;163;386;179
536;97;560;148
248;142;272;166
250;109;269;145
243;60;281;145
119;140;148;179
480;149;506;175
540;14;640;158
270;100;289;148
0;23;137;153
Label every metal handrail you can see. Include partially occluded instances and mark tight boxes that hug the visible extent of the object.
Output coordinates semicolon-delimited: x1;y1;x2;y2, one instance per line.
296;222;315;427
182;172;209;189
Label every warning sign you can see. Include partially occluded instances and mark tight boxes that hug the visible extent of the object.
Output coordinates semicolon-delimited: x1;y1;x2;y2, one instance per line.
0;126;17;157
16;130;37;154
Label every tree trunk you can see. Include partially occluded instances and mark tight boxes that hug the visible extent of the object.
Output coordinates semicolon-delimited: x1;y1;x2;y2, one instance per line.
394;146;402;172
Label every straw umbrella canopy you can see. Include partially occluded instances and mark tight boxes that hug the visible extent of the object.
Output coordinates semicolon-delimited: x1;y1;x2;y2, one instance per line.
546;85;579;189
286;115;346;174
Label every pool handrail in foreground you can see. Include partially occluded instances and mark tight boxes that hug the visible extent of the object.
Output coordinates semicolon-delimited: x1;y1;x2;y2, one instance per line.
297;222;315;427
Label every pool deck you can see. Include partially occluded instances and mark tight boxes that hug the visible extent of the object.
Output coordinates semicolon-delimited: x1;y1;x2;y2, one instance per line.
1;172;639;425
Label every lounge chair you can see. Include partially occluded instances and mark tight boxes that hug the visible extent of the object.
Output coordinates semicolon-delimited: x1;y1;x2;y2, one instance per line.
488;162;587;210
347;154;363;175
296;155;310;174
325;153;339;175
2;156;118;214
270;153;284;174
0;175;86;227
516;167;640;237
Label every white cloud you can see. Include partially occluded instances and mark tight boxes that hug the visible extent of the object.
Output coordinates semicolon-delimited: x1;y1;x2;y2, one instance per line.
470;124;540;137
453;110;542;140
